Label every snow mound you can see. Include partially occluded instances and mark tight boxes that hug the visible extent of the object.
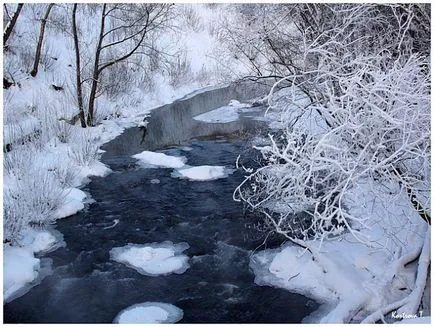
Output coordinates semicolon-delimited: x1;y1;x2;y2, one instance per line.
3;245;40;302
110;241;190;276
172;165;232;181
113;302;183;324
53;188;87;219
132;151;187;168
193;99;251;124
3;228;60;303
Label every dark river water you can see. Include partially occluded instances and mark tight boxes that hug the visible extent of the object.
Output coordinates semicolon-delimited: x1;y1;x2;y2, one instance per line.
4;83;318;323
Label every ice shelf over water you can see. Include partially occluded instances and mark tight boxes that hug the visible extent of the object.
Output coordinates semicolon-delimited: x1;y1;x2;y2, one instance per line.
193;99;252;123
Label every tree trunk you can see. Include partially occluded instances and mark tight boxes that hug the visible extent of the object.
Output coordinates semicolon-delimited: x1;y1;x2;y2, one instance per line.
3;3;24;46
72;4;86;128
30;3;54;77
87;4;106;127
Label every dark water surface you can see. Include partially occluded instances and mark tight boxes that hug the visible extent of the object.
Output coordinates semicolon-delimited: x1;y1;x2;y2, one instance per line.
4;83;318;323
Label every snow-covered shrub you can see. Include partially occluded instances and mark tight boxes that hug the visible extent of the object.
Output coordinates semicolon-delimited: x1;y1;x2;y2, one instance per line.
4;145;64;243
234;4;430;323
168;52;193;88
69;129;100;166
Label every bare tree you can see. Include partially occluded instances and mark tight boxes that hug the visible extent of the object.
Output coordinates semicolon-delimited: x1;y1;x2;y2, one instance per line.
72;3;86;127
30;3;54;77
85;3;172;126
3;3;24;46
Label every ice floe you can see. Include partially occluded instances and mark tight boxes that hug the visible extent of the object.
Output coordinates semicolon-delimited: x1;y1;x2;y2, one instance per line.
132;151;187;168
110;241;190;276
172;165;232;181
113;302;183;324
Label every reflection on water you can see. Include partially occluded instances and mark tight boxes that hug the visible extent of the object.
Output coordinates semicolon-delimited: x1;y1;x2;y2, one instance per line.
3;82;319;323
103;82;270;157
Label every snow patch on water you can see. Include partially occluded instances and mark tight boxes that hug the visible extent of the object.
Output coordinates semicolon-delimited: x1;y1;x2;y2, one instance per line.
172;165;232;181
193;99;252;123
110;241;190;276
132;151;187;169
113;302;183;324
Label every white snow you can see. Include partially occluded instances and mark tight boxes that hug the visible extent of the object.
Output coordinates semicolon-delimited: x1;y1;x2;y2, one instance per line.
172;165;232;181
3;245;40;302
250;178;429;323
110;241;190;276
53;188;87;219
193;99;252;123
113;302;183;324
3;227;63;303
132;151;187;169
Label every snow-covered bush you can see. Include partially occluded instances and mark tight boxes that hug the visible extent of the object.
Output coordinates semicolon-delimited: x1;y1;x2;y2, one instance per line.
235;54;430;243
4;145;64;243
234;4;430;322
68;129;100;166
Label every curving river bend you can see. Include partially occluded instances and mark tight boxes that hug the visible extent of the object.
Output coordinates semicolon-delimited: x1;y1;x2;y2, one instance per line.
4;83;318;323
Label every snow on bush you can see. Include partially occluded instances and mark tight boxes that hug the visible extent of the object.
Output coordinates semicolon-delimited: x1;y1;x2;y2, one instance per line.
110;241;190;276
4;145;65;242
69;129;101;166
113;302;183;324
172;165;232;181
132;151;187;169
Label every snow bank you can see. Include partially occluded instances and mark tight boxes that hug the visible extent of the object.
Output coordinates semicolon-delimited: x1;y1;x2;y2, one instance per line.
193;99;252;123
132;151;187;169
250;178;428;323
53;188;87;219
172;165;232;181
110;241;190;276
3;228;62;303
3;245;40;302
113;302;183;324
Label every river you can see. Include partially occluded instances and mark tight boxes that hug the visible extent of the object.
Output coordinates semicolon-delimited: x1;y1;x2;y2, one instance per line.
4;83;318;323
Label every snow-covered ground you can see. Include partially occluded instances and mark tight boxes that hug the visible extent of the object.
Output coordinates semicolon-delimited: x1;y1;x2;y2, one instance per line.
3;227;64;303
250;178;430;323
113;302;183;324
110;241;190;276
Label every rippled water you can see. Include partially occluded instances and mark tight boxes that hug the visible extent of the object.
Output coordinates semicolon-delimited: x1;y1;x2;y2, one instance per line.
4;83;318;323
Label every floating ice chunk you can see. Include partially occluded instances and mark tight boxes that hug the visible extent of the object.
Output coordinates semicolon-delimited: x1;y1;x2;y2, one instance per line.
180;146;193;152
172;165;232;181
113;302;183;324
150;178;160;184
110;241;190;276
132;151;187;168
